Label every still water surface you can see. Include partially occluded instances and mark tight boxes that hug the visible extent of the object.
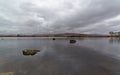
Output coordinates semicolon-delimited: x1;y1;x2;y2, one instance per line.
0;37;120;75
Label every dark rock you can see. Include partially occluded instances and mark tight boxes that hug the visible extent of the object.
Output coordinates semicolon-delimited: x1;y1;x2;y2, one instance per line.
22;49;40;56
52;38;55;40
69;40;76;44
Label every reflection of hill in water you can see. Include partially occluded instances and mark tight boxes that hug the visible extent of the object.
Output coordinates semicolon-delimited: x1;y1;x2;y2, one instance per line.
109;38;120;44
1;44;120;75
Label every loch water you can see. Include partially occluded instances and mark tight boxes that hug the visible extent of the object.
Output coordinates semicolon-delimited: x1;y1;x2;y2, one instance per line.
0;37;120;75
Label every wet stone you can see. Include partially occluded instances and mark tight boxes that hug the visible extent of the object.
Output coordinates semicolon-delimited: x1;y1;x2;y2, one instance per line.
22;49;40;56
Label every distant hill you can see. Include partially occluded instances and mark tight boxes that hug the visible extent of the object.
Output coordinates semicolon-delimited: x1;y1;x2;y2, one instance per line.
0;33;110;37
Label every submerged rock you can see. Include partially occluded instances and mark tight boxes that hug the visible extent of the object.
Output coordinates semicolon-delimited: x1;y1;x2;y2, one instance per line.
22;49;40;56
52;38;55;40
69;39;76;44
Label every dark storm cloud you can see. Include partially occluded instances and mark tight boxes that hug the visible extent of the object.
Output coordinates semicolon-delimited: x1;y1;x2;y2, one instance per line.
0;0;120;34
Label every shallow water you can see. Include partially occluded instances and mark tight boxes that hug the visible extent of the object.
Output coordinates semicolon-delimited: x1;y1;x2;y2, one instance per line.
0;37;120;75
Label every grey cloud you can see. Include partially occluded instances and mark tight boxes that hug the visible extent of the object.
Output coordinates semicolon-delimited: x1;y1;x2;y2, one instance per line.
51;0;120;31
0;0;120;34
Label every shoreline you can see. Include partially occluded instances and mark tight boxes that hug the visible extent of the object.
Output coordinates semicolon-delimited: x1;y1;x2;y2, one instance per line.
0;36;120;38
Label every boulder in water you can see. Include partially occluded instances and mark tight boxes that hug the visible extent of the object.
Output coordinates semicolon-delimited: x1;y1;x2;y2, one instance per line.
22;49;40;56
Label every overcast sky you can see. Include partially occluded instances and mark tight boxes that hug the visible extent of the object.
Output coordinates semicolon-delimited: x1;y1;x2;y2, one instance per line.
0;0;120;34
